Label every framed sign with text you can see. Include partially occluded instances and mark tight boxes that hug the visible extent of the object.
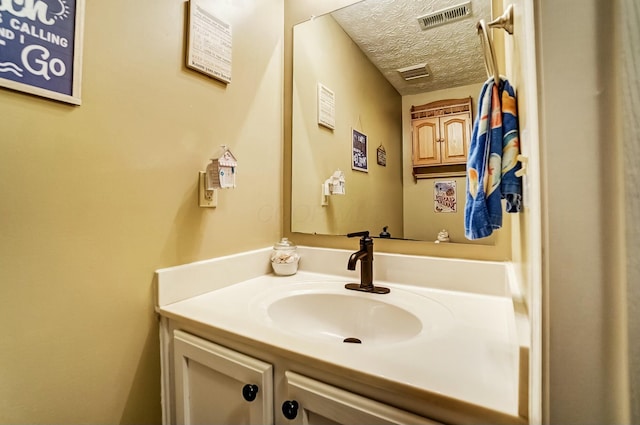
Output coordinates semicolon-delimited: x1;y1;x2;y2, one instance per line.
351;128;368;172
434;180;457;213
317;83;335;130
186;0;232;84
0;0;85;105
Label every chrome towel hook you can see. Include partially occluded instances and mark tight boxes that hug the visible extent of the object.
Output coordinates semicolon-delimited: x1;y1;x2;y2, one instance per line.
488;4;514;35
476;19;500;85
476;4;514;84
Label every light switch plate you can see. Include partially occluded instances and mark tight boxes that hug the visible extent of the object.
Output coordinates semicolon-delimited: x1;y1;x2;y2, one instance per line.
198;172;217;208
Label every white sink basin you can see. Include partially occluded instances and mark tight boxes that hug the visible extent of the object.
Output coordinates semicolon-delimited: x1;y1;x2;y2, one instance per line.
256;282;454;345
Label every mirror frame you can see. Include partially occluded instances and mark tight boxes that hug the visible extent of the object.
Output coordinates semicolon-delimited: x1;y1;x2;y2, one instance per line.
284;0;511;261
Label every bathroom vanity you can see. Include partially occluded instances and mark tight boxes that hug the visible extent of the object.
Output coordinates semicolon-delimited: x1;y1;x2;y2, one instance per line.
155;247;528;425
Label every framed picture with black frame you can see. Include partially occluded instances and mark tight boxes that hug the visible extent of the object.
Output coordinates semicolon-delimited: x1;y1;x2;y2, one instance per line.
351;128;368;172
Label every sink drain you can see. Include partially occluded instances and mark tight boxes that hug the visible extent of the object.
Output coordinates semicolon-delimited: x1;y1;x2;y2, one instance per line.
343;337;362;344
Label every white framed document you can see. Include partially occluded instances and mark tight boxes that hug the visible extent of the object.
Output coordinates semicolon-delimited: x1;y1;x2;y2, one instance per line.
317;83;335;130
186;0;232;84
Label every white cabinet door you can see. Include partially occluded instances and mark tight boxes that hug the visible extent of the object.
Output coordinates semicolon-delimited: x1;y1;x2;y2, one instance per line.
281;371;442;425
173;330;273;425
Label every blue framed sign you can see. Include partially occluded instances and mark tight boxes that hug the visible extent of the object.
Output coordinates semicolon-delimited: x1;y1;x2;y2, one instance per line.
0;0;85;105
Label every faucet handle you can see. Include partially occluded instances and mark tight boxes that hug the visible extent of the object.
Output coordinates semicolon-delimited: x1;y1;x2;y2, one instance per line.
347;231;369;239
347;231;372;248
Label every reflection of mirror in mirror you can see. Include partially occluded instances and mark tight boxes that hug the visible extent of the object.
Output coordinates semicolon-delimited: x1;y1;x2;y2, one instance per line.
291;0;500;245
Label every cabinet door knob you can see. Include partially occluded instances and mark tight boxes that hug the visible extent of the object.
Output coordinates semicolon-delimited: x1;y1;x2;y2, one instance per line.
242;384;259;402
281;400;299;420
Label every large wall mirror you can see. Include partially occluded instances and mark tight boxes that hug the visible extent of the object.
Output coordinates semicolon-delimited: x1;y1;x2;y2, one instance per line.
291;0;503;246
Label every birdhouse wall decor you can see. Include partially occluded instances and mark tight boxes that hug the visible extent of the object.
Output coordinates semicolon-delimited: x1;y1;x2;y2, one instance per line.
321;170;346;206
328;170;345;195
206;145;237;189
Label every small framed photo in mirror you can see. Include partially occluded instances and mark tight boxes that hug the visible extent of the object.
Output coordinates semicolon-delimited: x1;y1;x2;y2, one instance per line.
377;145;387;166
434;180;457;213
352;129;368;172
317;83;335;130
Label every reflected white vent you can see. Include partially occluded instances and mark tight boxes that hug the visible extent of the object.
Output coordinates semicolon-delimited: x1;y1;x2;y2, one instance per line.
417;2;472;30
397;64;430;81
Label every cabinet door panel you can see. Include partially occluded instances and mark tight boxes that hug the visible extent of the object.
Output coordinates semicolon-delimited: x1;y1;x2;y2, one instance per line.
174;330;273;425
283;371;441;425
187;360;248;424
440;114;471;164
412;118;440;166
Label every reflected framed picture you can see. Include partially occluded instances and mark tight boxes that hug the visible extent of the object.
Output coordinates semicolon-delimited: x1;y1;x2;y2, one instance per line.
317;83;335;130
351;128;368;172
434;180;457;213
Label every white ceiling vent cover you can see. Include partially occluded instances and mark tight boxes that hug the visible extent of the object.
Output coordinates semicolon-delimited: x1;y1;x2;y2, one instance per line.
397;64;430;81
417;2;472;30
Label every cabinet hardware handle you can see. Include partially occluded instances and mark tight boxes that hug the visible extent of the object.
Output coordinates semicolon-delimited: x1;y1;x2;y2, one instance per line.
282;400;299;420
242;384;259;402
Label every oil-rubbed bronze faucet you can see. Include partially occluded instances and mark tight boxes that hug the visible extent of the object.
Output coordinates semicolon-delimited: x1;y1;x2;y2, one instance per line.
345;231;390;294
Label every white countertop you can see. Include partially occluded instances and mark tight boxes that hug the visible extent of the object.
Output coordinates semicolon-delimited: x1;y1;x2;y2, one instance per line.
155;246;525;424
158;270;521;420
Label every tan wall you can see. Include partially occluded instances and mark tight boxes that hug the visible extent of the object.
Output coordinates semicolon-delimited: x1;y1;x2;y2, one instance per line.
401;83;498;245
403;175;473;243
504;0;536;311
2;1;634;424
0;0;283;422
498;0;542;420
291;14;403;236
537;0;632;422
620;1;640;422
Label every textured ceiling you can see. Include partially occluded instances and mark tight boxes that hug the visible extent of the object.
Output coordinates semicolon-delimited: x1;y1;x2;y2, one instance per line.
330;0;492;95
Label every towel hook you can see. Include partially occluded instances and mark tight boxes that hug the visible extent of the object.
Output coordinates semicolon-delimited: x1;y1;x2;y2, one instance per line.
476;19;500;85
488;4;514;35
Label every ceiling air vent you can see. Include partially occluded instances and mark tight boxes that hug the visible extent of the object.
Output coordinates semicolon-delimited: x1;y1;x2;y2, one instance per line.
417;1;472;30
397;64;430;81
